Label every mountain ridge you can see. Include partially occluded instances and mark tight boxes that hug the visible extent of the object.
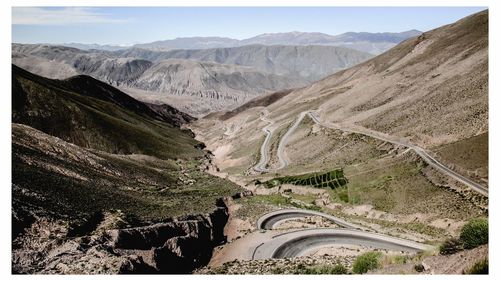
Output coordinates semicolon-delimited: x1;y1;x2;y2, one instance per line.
132;30;421;54
12;64;199;159
12;43;372;116
17;30;421;55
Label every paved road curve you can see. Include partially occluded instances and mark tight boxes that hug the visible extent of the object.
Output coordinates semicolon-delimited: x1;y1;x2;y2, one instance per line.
257;209;363;230
254;110;308;173
252;209;432;259
209;208;434;265
252;228;432;259
254;110;309;173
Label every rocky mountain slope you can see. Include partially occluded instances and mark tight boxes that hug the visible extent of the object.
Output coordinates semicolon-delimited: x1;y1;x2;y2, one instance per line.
115;44;373;82
193;10;488;201
131;30;421;54
121;59;299;115
12;65;243;273
12;65;198;159
12;43;372;116
208;9;487;153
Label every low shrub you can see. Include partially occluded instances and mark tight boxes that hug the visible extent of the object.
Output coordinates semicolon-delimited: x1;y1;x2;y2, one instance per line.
465;258;488;274
352;251;382;274
294;264;348;274
460;218;488;249
439;237;463;255
414;263;425;273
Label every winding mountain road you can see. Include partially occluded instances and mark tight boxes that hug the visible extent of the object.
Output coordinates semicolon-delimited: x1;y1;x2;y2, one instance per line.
307;111;488;197
209;208;433;265
252;109;487;196
253;110;308;173
253;110;307;172
253;110;274;172
254;209;430;259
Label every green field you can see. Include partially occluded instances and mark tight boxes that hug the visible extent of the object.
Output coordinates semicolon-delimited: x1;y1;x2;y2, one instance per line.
263;169;348;189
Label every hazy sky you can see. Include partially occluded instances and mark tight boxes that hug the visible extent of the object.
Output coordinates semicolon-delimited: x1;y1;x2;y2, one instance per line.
12;7;486;45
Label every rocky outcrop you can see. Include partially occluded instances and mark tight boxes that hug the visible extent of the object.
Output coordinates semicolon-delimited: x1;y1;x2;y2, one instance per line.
12;192;255;274
108;198;229;273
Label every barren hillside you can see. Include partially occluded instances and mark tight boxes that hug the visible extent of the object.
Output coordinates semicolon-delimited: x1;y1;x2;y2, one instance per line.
196;10;488;179
12;44;373;116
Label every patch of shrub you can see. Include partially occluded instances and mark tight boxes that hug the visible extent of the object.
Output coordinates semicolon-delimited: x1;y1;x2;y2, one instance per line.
460;217;488;249
439;237;464;255
337;188;349;203
414;263;425;272
465;258;488;274
294;264;348;274
352;251;382;274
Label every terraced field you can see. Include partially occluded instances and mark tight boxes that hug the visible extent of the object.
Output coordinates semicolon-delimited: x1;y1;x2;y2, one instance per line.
263;169;348;189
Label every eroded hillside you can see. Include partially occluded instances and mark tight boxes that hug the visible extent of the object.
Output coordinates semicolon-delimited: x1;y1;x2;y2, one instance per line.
12;44;373;116
11;65;243;274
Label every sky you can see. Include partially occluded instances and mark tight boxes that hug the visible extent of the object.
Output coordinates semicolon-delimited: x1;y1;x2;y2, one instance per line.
12;7;486;45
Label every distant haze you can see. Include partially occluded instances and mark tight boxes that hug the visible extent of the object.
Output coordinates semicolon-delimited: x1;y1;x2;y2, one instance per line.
131;30;422;55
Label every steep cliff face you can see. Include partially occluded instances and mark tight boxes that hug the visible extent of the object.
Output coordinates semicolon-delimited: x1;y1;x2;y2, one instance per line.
109;198;230;273
12;195;252;274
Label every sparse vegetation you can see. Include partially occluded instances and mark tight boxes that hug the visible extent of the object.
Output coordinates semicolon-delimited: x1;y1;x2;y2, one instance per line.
460;217;488;249
384;254;410;265
12;137;241;225
352;251;382;274
233;194;290;221
293;264;348;274
330;154;485;221
12;66;203;161
11;66;243;229
437;217;487;256
465;258;488;274
439;238;464;255
287;193;317;205
433;133;488;183
336;188;350;203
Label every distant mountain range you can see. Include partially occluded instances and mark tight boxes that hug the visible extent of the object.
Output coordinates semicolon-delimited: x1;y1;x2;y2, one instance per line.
12;43;372;116
57;43;129;51
41;30;421;55
133;30;422;54
113;44;373;82
11;30;421;116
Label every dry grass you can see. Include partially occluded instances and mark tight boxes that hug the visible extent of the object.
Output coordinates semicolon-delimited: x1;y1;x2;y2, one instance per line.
433;132;488;183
